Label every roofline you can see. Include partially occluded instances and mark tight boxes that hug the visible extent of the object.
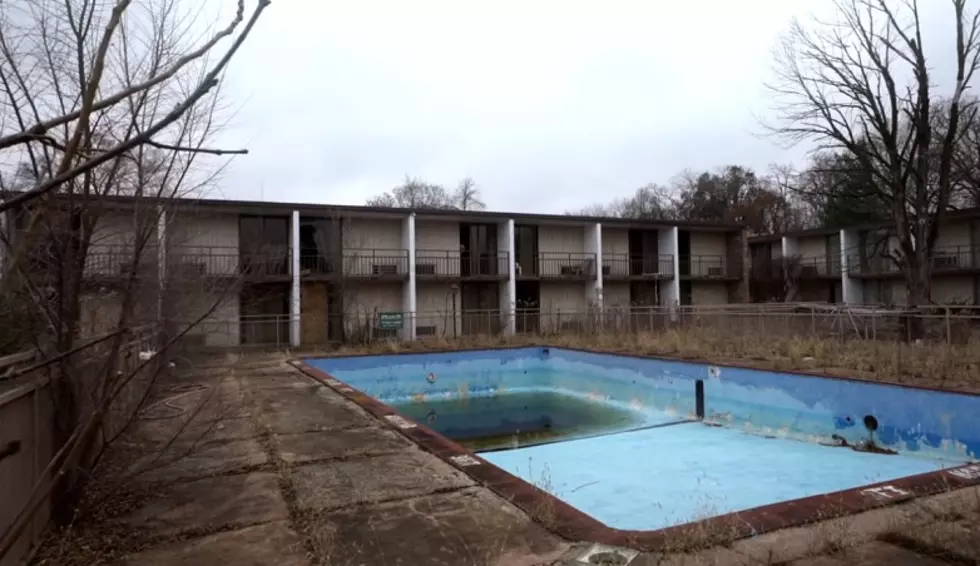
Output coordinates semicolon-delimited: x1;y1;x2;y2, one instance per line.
13;191;747;232
748;206;980;244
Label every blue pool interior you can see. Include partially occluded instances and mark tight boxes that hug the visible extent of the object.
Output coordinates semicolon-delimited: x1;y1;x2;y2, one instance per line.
308;348;980;530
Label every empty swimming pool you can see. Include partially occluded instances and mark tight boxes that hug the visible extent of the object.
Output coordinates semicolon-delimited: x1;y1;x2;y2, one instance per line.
305;348;980;533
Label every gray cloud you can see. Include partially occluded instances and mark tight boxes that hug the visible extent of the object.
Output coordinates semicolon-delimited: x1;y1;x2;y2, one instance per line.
210;0;904;212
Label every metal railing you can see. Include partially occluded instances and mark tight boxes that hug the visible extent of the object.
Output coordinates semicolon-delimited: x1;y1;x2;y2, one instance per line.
83;244;160;278
517;252;597;279
602;253;674;278
180;303;980;354
414;250;510;278
846;245;979;276
680;255;738;278
794;255;841;278
175;314;291;350
340;248;409;278
170;245;290;278
297;248;411;278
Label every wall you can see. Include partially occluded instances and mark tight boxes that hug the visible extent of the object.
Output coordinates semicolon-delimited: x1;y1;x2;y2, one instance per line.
932;277;974;304
603;283;631;307
689;231;726;257
936;220;972;249
537;224;585;253
539;282;588;332
169;212;240;276
797;235;826;260
690;281;729;305
0;362;55;566
344;217;403;250
187;291;241;346
415;283;460;337
415;220;460;276
602;227;629;255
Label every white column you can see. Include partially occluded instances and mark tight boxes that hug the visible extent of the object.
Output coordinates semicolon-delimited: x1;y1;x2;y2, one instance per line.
658;227;681;319
402;213;417;340
585;222;603;309
0;200;7;278
290;210;301;347
156;206;167;323
498;218;516;335
841;228;862;304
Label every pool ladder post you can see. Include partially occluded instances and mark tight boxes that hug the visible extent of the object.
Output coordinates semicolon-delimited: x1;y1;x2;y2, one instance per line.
695;379;705;420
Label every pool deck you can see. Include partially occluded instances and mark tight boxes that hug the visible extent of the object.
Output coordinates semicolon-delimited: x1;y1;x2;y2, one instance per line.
64;353;980;566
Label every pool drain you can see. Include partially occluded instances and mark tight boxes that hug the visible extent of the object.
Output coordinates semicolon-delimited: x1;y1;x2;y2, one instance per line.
575;544;638;566
589;552;628;565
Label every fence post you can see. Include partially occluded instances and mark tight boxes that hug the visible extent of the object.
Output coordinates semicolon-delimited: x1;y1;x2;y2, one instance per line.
945;307;952;346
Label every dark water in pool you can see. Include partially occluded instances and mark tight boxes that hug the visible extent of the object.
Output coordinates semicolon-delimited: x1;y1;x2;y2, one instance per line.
391;390;643;452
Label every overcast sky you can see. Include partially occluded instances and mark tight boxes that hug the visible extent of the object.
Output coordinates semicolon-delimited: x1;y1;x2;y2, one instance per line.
211;1;842;213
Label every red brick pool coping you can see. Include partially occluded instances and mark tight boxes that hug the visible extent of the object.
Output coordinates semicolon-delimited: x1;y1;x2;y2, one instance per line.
291;355;980;552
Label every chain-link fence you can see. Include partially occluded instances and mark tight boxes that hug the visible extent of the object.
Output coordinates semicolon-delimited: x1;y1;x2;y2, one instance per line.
179;303;980;350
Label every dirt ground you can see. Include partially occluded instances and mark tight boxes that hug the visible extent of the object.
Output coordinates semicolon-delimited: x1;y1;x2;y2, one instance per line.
34;352;980;566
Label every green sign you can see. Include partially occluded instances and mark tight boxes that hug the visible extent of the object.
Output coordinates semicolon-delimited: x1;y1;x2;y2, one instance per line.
378;312;404;330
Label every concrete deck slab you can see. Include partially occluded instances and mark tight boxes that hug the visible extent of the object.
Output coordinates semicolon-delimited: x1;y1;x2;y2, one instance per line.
241;371;315;390
113;472;288;537
114;521;308;566
305;487;567;566
291;449;475;511
252;384;376;433
275;426;411;464
788;541;949;566
884;520;980;563
132;415;260;447
129;437;267;483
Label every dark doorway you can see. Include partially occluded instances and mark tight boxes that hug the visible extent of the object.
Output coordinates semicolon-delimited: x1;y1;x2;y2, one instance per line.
240;283;289;345
516;280;540;333
627;229;661;275
460;223;498;276
299;217;340;274
514;225;538;277
239;215;290;275
460;282;499;335
677;230;692;276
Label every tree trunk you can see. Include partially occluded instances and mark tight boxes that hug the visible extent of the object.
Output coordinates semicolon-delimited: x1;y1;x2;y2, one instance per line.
901;255;931;342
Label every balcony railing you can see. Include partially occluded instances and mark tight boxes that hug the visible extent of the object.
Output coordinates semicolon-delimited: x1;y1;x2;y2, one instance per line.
80;244;159;278
414;250;509;279
170;246;290;278
338;249;409;278
846;245;979;276
680;255;739;278
517;252;597;279
602;253;674;279
793;255;841;278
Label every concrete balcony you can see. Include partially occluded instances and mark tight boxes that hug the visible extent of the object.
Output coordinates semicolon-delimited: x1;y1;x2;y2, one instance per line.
602;253;674;280
517;252;597;280
679;255;741;279
414;250;510;280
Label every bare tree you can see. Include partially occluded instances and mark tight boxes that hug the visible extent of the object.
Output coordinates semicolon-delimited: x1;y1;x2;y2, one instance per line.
453;177;485;210
0;0;267;560
766;0;980;323
366;176;456;208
